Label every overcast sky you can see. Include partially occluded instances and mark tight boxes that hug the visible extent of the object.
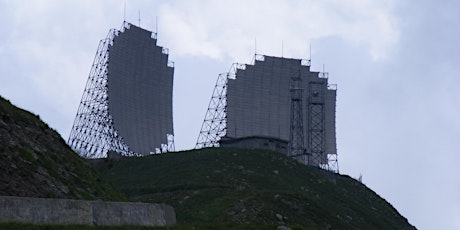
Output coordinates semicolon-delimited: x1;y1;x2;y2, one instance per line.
1;0;459;229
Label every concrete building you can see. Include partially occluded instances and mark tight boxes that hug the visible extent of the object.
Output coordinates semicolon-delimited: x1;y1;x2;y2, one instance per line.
220;136;288;154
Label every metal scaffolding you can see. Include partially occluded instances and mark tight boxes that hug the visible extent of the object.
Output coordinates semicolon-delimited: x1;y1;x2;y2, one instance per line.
67;25;135;158
307;81;326;167
195;63;245;148
288;73;307;163
162;134;175;153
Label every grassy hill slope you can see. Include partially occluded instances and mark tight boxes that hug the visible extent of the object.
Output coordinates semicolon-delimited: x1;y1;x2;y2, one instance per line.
0;95;125;201
93;148;415;229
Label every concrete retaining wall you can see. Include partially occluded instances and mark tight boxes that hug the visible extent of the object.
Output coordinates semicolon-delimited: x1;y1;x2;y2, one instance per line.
0;196;175;226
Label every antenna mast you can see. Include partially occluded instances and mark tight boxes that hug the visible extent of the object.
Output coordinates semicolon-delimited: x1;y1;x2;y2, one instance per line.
156;16;158;34
123;3;126;22
282;40;284;57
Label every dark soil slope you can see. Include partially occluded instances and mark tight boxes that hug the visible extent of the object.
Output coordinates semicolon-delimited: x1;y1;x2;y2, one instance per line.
0;95;124;200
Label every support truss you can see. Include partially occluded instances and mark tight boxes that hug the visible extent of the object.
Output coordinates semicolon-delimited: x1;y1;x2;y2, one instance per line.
195;64;244;148
288;74;307;164
194;73;229;148
322;153;339;173
160;134;175;153
68;24;136;158
307;86;326;167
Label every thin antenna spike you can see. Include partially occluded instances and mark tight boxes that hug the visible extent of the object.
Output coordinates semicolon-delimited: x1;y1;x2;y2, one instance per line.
123;3;126;22
254;37;257;55
282;40;284;57
138;10;141;27
309;44;312;62
156;16;158;35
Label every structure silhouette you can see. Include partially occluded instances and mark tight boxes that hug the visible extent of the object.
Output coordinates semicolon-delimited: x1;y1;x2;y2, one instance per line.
68;22;174;158
196;55;338;171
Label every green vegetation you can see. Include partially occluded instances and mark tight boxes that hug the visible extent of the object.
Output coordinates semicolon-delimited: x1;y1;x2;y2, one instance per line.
0;95;125;201
93;148;414;229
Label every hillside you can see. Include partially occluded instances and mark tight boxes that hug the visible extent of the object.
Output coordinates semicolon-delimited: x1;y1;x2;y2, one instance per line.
0;94;415;229
0;95;124;200
93;148;415;229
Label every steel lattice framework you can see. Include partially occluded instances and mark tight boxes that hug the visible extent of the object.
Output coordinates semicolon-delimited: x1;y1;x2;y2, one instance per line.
288;74;306;163
195;64;245;148
307;81;326;168
68;25;134;158
312;72;338;173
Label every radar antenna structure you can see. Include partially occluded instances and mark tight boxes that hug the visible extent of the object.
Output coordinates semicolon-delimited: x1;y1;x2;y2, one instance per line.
68;23;135;158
